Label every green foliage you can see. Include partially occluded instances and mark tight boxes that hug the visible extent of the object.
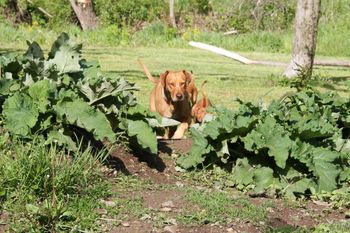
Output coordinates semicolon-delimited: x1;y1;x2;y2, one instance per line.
94;0;164;27
0;32;158;153
132;22;178;46
210;0;296;32
177;89;350;198
0;139;110;231
179;189;269;225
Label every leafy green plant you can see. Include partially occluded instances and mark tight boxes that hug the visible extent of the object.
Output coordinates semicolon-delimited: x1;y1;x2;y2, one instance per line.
0;32;158;153
177;89;350;198
0;139;110;231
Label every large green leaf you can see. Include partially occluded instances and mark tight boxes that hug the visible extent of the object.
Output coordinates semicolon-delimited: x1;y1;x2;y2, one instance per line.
47;32;82;74
2;93;39;136
126;119;157;154
177;129;212;169
24;41;44;60
55;99;115;141
252;166;275;194
310;148;341;192
283;178;316;198
243;117;292;169
231;158;254;189
46;129;77;151
28;80;56;112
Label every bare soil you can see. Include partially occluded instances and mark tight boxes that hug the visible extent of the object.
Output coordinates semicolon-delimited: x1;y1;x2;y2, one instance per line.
106;139;349;233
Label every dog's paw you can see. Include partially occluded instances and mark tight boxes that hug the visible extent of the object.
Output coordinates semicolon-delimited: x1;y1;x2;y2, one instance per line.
171;134;184;140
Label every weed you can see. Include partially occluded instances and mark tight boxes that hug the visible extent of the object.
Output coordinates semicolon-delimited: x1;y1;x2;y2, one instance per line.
114;174;153;192
178;189;270;225
0;139;111;231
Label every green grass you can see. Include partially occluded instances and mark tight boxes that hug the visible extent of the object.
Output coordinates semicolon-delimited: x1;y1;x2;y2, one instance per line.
313;221;350;233
178;189;273;225
0;138;111;232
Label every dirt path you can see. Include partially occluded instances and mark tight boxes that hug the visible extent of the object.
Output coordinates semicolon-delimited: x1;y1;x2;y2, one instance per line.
105;140;349;233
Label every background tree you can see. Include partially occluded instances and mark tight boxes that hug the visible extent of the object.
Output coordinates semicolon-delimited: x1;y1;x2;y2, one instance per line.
169;0;176;27
284;0;321;78
3;0;31;24
70;0;98;30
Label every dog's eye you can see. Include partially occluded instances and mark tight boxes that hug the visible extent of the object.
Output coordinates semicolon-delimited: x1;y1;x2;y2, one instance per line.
181;82;185;86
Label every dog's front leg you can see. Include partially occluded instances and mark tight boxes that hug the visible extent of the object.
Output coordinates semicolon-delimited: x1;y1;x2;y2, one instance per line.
171;122;189;139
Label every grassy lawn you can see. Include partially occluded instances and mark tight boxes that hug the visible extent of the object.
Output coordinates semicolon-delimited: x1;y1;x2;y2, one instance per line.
83;47;350;109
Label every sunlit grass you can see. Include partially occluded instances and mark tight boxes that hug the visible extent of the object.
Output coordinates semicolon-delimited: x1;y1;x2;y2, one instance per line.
82;47;350;109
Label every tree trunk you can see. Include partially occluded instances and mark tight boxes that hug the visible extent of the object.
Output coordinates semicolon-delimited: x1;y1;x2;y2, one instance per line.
169;0;177;27
69;0;98;30
284;0;321;78
4;0;32;24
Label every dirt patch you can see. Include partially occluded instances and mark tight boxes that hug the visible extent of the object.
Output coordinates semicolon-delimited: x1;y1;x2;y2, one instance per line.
0;211;9;232
140;190;186;210
158;138;193;155
268;200;346;229
108;139;192;184
108;145;179;184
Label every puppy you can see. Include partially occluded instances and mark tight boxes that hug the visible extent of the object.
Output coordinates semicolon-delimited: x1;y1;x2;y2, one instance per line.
191;81;212;123
138;59;198;139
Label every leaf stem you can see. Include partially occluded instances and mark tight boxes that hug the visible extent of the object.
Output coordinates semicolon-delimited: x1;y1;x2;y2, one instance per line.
88;87;137;105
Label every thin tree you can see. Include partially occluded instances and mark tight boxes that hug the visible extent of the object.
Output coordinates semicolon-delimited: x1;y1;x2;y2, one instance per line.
284;0;321;78
169;0;176;27
70;0;98;30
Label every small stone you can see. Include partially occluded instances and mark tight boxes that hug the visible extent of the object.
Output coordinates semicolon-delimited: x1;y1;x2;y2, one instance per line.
121;222;130;227
99;199;116;207
175;181;184;188
226;228;235;232
161;201;175;208
164;225;178;233
171;153;180;159
313;200;330;207
165;218;177;225
160;207;172;212
140;214;152;221
96;208;108;215
259;221;265;225
175;166;185;172
345;211;350;218
196;186;206;191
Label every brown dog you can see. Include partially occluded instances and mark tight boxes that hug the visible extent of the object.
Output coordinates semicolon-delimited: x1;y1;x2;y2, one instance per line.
191;81;212;123
138;59;198;139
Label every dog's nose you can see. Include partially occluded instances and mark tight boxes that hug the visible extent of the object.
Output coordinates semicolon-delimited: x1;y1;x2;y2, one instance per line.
176;93;183;99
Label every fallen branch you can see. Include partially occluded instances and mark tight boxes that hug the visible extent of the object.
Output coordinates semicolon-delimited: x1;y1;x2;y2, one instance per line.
314;60;350;67
223;29;238;36
189;41;350;68
27;0;53;18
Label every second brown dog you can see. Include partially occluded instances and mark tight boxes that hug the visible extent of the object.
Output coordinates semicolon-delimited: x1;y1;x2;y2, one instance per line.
191;81;212;123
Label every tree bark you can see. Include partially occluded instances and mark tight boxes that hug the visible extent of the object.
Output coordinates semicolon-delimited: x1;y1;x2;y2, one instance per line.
4;0;32;24
169;0;177;28
69;0;98;30
284;0;321;78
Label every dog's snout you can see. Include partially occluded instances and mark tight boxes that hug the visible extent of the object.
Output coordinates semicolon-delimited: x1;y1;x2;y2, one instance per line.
176;93;183;99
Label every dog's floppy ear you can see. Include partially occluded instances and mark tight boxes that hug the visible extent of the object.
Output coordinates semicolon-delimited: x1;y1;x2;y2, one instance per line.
183;70;193;85
160;71;169;87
